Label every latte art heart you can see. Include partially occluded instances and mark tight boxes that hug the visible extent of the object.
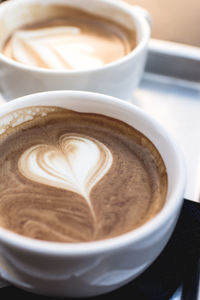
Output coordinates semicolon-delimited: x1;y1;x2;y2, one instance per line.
18;134;113;218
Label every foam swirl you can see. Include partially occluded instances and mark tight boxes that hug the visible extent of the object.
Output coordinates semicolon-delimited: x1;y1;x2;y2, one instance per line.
18;134;113;219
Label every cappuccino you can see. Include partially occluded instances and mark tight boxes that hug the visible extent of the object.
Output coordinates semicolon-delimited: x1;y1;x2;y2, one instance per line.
1;6;136;70
0;106;167;242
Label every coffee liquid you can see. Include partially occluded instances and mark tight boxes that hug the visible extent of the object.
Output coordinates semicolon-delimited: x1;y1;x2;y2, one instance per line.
0;107;167;242
2;6;136;70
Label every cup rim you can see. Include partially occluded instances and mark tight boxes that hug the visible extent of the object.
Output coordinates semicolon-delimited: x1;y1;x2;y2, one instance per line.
0;90;186;256
0;0;150;74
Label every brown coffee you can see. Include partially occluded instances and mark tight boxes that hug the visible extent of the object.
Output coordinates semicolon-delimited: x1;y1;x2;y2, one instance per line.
0;106;167;242
1;6;136;70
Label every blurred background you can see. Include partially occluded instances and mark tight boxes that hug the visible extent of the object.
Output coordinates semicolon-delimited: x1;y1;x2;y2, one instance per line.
123;0;200;47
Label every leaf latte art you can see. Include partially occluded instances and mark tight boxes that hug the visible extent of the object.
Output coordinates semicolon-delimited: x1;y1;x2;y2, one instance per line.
1;6;136;70
18;134;113;219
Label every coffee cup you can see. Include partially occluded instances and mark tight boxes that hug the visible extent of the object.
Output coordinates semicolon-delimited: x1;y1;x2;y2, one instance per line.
0;0;151;100
0;90;185;297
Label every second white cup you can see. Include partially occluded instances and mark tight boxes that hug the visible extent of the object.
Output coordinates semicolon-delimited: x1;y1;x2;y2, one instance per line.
0;0;151;100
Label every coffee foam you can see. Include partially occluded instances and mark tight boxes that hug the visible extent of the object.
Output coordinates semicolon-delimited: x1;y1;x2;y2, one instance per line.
0;106;56;135
2;7;136;70
0;106;167;242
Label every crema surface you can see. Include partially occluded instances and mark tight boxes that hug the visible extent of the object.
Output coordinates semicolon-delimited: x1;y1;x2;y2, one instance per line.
0;107;167;242
2;7;136;70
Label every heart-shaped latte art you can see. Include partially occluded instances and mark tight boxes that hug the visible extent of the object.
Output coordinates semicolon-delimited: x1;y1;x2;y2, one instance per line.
18;134;113;218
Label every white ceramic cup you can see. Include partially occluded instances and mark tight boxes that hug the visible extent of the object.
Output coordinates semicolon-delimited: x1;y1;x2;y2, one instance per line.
0;90;185;297
0;0;151;101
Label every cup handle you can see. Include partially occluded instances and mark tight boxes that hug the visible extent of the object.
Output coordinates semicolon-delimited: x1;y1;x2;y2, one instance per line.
128;4;152;28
